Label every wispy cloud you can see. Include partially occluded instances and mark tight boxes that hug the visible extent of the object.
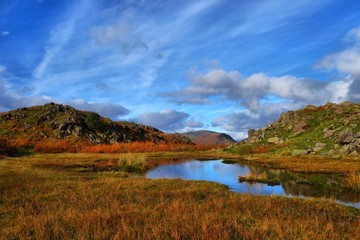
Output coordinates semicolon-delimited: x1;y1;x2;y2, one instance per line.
139;52;170;88
229;0;331;37
33;19;76;79
90;19;148;54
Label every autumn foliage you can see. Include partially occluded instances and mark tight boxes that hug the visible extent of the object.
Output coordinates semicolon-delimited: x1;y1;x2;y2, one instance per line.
252;145;269;154
79;142;218;153
34;140;79;153
1;137;220;155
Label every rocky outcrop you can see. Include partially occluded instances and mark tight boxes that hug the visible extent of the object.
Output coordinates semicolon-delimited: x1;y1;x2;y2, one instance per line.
339;128;354;145
0;103;192;145
267;137;283;145
240;101;360;156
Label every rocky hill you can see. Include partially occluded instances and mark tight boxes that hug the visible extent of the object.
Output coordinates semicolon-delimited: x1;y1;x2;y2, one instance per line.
0;103;192;145
182;130;236;145
231;102;360;156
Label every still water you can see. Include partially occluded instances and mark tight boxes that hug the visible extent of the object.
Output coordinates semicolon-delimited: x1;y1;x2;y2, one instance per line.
146;159;360;208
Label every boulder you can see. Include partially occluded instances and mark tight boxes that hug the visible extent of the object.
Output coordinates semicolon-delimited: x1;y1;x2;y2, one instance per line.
355;145;360;154
355;132;360;138
267;137;283;145
339;128;354;145
349;151;359;156
313;143;326;152
323;129;335;138
292;120;309;134
340;145;353;154
292;149;309;156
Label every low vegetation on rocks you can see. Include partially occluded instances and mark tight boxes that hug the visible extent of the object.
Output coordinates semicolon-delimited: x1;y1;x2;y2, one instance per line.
227;101;360;157
0;103;198;155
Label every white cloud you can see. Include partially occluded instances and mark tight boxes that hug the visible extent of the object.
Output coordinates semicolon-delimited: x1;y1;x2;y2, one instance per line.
319;50;360;77
1;31;9;36
317;27;360;102
318;27;360;77
163;67;350;111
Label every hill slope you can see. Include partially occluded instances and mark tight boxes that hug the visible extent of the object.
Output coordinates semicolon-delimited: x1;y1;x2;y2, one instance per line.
0;103;192;145
229;102;360;156
182;130;236;145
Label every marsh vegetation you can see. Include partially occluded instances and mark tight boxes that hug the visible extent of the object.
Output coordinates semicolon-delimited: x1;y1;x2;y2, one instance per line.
1;153;360;239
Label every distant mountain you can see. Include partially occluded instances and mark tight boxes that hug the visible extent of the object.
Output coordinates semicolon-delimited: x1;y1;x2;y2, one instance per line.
227;101;360;156
182;130;236;145
0;103;192;145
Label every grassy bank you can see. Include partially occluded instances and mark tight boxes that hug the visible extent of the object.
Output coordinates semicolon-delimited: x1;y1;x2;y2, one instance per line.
202;149;360;174
1;153;359;239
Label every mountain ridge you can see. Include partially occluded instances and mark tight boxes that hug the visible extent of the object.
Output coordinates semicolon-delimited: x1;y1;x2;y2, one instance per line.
182;130;236;145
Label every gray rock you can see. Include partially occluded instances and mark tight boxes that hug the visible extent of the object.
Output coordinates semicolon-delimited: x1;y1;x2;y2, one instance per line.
340;144;353;154
313;143;326;152
355;145;360;154
267;137;283;145
292;120;309;134
323;129;335;138
339;128;354;144
349;151;359;156
292;150;308;156
355;132;360;138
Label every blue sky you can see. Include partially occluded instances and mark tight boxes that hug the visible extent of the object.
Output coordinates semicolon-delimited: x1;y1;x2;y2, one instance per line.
1;0;360;139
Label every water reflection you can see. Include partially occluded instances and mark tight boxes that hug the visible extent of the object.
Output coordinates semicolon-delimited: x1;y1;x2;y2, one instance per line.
146;159;360;208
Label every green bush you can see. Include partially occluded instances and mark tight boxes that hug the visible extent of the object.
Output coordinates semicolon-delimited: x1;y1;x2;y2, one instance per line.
85;112;107;131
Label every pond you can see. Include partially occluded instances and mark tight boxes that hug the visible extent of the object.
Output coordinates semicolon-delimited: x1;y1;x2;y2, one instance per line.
146;158;360;208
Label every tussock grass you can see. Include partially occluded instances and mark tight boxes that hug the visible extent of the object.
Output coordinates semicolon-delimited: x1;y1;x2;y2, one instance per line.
0;153;359;239
118;153;147;167
238;172;281;186
344;171;360;192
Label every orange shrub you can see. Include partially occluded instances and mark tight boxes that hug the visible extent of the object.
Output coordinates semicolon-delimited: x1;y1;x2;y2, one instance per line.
34;140;79;153
252;145;269;154
79;142;219;153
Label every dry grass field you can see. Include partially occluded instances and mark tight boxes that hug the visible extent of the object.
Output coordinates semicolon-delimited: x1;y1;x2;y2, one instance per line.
1;153;359;239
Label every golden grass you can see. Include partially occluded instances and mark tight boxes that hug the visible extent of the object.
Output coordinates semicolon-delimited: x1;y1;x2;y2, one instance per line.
238;172;280;186
118;153;147;167
344;171;360;192
0;153;359;239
